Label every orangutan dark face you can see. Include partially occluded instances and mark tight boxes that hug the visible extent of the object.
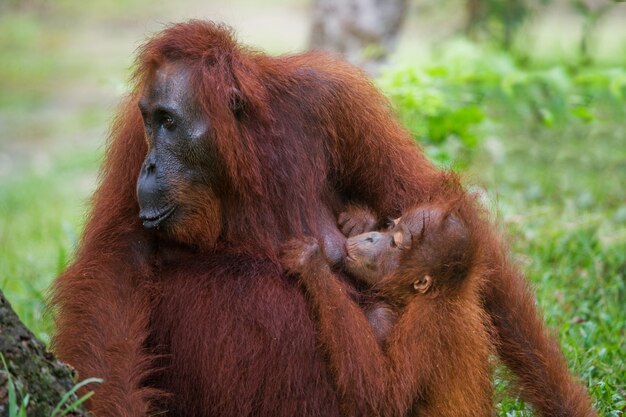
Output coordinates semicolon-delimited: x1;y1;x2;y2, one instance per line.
136;62;223;246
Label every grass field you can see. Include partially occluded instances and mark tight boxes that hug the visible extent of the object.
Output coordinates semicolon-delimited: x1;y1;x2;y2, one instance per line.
0;1;624;415
468;123;626;415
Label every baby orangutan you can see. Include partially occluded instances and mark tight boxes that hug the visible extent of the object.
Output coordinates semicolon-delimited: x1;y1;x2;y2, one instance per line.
282;202;494;417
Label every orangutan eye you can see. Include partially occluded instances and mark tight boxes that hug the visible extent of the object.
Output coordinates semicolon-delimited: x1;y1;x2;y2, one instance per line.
154;110;176;131
161;114;176;131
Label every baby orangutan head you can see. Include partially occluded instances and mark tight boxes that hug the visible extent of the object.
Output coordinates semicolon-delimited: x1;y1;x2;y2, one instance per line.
344;205;474;296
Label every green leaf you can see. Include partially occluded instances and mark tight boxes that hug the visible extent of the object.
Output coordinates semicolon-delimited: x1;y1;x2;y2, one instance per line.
50;377;103;417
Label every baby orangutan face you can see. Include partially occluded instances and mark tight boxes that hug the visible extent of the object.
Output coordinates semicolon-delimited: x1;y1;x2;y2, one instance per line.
344;217;412;286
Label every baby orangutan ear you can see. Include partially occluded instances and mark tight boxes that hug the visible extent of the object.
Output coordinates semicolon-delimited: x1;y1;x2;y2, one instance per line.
413;275;432;294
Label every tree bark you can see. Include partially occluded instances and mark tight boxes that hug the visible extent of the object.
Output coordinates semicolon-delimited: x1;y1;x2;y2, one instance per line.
0;291;90;416
309;0;408;75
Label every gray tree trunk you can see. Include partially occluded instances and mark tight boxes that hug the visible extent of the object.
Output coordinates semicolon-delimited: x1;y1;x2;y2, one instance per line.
0;291;90;416
310;0;408;75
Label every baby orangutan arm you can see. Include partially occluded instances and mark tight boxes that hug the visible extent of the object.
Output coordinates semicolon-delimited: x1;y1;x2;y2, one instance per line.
365;302;398;344
281;238;440;417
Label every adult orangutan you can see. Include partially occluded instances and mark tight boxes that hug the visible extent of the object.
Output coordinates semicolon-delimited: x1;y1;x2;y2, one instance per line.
50;20;596;417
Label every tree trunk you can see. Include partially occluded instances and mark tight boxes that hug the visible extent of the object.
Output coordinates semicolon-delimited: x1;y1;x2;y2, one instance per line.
309;0;408;75
0;291;90;416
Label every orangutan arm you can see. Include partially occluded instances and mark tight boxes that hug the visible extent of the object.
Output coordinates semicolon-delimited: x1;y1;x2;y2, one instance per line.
50;99;158;417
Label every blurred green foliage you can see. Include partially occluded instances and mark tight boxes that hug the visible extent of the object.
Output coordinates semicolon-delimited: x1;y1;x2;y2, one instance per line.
379;65;484;169
0;148;99;342
463;0;619;65
0;14;58;113
464;0;536;49
380;39;626;169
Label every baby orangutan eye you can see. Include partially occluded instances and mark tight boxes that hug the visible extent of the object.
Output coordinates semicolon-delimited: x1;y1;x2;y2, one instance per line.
382;217;402;231
382;218;395;230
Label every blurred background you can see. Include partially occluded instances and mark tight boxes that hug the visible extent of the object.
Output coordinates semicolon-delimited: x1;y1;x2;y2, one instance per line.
0;0;624;414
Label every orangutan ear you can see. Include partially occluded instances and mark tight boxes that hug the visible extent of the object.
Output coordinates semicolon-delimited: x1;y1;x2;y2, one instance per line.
229;87;245;120
413;275;433;294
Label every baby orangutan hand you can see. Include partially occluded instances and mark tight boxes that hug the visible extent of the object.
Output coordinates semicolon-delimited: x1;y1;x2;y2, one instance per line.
337;205;378;238
280;237;326;275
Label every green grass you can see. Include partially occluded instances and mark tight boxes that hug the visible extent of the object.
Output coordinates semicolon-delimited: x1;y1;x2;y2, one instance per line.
467;123;626;416
0;145;100;343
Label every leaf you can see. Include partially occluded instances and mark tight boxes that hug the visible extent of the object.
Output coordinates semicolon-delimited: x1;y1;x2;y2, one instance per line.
571;106;594;122
50;377;103;417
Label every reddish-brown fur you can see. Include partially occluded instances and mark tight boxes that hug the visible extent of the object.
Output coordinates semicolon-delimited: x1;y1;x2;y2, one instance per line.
50;20;596;417
282;195;495;417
